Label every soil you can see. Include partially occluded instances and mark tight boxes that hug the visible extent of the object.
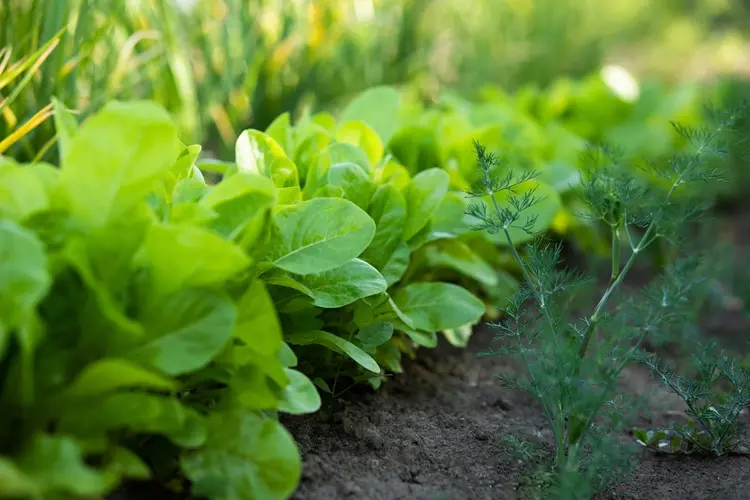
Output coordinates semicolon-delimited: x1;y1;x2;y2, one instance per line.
284;322;750;500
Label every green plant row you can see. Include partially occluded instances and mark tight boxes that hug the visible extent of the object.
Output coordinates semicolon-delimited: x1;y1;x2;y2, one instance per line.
0;88;503;498
0;74;741;499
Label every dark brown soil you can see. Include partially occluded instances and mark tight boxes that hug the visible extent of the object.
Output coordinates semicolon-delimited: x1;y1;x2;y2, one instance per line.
284;320;750;500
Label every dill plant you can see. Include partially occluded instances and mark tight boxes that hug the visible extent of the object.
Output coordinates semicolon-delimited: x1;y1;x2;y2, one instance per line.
467;102;746;496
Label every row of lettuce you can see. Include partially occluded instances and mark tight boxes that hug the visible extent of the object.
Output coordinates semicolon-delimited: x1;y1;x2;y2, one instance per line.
0;72;719;499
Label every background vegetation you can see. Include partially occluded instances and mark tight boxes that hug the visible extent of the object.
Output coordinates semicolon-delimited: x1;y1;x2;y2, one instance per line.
2;0;750;162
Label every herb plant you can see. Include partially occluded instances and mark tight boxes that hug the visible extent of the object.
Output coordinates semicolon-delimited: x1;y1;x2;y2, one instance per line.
635;343;750;456
467;101;745;496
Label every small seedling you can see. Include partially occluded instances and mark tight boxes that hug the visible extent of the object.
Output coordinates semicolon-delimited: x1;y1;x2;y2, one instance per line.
467;102;746;495
635;344;750;455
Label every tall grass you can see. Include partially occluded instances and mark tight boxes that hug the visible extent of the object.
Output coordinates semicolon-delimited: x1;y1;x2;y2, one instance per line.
0;0;428;163
1;0;747;164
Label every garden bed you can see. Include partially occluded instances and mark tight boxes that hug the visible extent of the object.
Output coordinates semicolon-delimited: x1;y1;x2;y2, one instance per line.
284;212;750;500
285;324;750;500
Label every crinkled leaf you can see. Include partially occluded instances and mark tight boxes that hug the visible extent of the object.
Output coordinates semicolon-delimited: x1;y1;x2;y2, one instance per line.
181;410;300;500
287;331;380;373
267;198;375;275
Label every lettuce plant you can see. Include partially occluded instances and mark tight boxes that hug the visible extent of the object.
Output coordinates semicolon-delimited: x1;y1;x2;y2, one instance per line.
467;101;745;496
0;90;494;498
232;89;486;391
0;100;321;500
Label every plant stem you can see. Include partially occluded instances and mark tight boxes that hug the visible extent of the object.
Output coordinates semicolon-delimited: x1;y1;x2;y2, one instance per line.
502;227;559;346
610;225;621;285
577;179;681;360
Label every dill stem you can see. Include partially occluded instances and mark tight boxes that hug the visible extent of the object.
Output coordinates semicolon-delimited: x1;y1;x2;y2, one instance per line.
610;225;621;284
577;179;680;360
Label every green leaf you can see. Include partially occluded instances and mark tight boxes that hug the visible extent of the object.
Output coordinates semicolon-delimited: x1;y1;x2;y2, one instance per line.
392;283;484;332
278;343;298;368
361;184;408;271
61;358;176;400
234;280;283;358
324;142;370;174
336;121;384;167
277;369;321;415
424;240;498;286
0;163;50;221
14;434;107;496
287;331;380;373
380;242;411;286
320;162;375;210
199;172;276;240
0;220;50;331
142;223;250;297
229;365;281;410
403;169;450;240
293;129;331;185
58;393;206;448
431;191;470;237
235;130;299;189
387;125;441;175
443;324;473;347
59;100;181;227
267;198;375;275
265;112;293;155
274;259;387;309
182;410;300;500
357;322;394;348
0;457;37;498
52;97;78;162
340;86;401;143
105;447;151;481
128;289;236;376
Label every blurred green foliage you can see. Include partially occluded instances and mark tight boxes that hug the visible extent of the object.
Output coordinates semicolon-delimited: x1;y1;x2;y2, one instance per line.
1;0;749;163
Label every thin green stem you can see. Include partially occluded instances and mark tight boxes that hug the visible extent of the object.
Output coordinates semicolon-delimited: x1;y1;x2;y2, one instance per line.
610;225;621;285
577;179;681;360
